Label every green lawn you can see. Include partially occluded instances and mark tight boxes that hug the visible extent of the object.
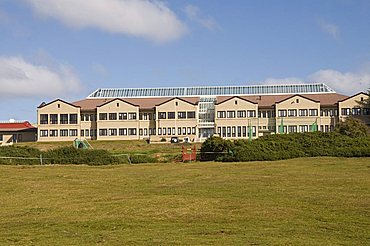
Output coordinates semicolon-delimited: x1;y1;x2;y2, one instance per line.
0;157;369;245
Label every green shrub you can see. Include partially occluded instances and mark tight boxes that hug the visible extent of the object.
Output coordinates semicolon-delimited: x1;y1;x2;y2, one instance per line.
0;146;42;165
201;132;370;162
335;117;370;138
130;154;158;164
200;136;233;161
44;147;119;165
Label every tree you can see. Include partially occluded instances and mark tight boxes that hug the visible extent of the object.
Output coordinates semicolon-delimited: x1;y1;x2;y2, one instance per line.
335;117;370;138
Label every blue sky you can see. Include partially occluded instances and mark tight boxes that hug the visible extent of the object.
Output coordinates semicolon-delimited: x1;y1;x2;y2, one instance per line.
0;0;369;122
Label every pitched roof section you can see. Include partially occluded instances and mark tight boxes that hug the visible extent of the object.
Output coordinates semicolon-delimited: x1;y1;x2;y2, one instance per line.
215;96;258;105
0;121;36;132
87;83;336;98
37;99;80;109
73;97;199;110
216;93;348;107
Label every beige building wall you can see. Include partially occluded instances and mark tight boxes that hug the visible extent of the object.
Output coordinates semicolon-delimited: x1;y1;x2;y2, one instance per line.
37;100;81;142
275;95;321;133
338;93;370;125
215;97;259;139
80;111;97;140
96;99;140;140
155;98;198;141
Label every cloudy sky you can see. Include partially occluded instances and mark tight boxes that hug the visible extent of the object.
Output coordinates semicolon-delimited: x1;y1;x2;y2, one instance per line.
0;0;370;122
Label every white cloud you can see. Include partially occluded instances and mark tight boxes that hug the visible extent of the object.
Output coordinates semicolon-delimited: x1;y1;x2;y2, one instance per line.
0;56;82;98
260;66;370;95
309;69;370;94
24;0;187;42
184;4;217;30
319;20;340;39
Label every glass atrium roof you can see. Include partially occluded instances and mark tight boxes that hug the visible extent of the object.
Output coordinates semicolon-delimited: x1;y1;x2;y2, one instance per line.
87;83;336;98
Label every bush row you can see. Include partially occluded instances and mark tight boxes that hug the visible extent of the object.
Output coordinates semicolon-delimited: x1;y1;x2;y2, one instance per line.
0;146;119;165
200;132;370;162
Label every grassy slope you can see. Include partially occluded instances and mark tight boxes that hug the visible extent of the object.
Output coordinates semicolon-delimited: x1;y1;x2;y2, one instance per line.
0;157;369;245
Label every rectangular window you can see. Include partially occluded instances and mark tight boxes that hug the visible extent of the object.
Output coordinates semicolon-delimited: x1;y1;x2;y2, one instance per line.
81;130;84;137
60;114;68;124
109;113;117;120
40;114;48;124
187;127;191;135
252;126;257;137
119;128;127;136
152;128;156;135
232;126;236;137
352;108;361;115
99;129;107;136
81;114;85;121
178;112;186;119
139;128;143;136
69;114;78;124
247;110;256;117
60;129;68;136
172;127;175;135
144;128;148;136
217;111;226;118
227;111;235;118
163;128;167;135
50;130;58;137
227;127;231;137
128;128;137;135
119;113;127;120
109;128;117;136
237;110;246;118
217;127;221;135
158;128;162;135
85;129;89;137
50;114;58;124
299;125;308;133
99;113;107;120
341;108;350;115
237;126;242;137
0;135;3;141
242;126;247;137
167;127;171;135
128;113;137;120
69;129;77;136
182;127;186;135
278;110;287;117
85;114;90;121
309;109;318;116
158;112;166;119
187;111;196;119
168;112;175;119
288;125;297;133
177;127;181;135
299;109;308;116
40;130;48;137
149;128;153;135
90;130;94;137
288;109;297;117
363;108;370;115
267;111;272;118
222;127;226;137
192;127;196;135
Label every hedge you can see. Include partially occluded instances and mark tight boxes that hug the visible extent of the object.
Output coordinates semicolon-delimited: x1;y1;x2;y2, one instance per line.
200;132;370;162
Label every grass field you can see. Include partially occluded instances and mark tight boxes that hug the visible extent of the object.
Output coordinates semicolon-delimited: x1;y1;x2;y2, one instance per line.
0;157;369;245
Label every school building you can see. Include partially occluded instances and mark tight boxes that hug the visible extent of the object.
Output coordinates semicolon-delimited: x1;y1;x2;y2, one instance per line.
36;83;370;142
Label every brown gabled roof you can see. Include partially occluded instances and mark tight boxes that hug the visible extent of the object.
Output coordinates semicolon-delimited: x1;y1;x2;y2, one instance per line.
215;96;258;105
337;92;367;103
38;99;80;109
72;97;199;110
275;94;320;104
155;97;199;106
97;98;139;108
216;93;348;107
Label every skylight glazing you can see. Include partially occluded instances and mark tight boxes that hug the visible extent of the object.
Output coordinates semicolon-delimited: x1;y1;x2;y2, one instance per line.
87;83;335;98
